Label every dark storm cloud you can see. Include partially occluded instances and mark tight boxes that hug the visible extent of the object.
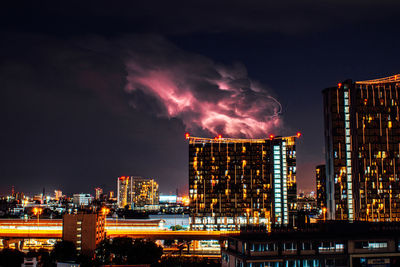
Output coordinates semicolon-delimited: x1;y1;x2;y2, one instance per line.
122;35;281;137
0;34;189;195
0;34;132;195
2;1;399;195
0;33;282;195
2;0;400;35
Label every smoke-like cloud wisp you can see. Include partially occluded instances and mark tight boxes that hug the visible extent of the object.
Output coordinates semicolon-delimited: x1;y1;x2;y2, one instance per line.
124;36;281;138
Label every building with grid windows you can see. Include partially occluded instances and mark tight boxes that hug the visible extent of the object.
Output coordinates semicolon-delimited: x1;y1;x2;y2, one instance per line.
131;177;159;209
117;176;133;208
222;222;400;267
188;135;298;231
323;74;400;221
117;176;159;209
62;212;105;257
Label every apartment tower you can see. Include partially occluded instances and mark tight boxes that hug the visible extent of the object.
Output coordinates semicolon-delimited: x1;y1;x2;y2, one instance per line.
323;74;400;221
188;134;298;230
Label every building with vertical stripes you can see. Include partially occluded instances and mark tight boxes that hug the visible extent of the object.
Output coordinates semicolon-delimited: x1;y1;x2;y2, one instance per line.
323;74;400;221
188;135;298;230
117;176;133;208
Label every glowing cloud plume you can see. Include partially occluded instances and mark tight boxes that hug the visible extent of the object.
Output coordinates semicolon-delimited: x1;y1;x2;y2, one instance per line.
124;36;281;138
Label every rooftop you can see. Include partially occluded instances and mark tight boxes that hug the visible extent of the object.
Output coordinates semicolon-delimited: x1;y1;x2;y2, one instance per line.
355;74;400;85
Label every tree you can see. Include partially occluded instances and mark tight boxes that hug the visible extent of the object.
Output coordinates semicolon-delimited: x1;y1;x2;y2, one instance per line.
94;237;162;265
26;248;51;267
110;237;133;264
127;239;162;265
50;240;77;263
94;238;112;265
0;248;25;267
170;225;183;231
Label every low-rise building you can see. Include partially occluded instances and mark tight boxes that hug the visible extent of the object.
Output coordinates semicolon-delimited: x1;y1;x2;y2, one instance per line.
72;194;92;206
222;222;400;267
62;212;105;257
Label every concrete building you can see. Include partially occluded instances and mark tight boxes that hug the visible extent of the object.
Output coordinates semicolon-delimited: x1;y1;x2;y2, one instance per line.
62;212;105;257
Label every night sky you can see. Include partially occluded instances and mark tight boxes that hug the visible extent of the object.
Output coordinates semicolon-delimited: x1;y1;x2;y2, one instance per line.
1;1;400;196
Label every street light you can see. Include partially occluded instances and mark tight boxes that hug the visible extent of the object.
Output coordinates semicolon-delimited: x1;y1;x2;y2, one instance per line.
33;207;42;225
101;207;110;236
101;207;110;216
322;207;327;221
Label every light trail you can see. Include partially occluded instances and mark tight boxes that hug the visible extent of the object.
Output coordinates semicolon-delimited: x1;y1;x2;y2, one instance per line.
0;219;239;240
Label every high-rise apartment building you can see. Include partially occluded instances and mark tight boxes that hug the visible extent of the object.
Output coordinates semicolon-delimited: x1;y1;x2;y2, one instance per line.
117;176;133;208
316;164;327;213
131;177;159;208
323;74;400;221
54;190;63;201
188;135;298;230
117;176;159;209
95;187;103;200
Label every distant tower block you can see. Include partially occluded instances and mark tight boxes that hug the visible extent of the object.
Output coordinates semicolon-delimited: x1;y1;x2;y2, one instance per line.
316;165;327;214
117;176;159;209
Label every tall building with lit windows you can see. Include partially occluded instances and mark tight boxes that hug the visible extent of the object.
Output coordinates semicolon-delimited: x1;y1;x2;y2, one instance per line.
117;176;159;209
131;177;159;208
117;176;133;208
95;187;103;200
188;135;298;231
323;74;400;221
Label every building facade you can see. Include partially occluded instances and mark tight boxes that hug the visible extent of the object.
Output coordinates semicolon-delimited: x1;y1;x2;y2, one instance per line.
62;212;105;256
315;164;327;214
117;176;159;209
54;190;63;201
117;176;133;208
131;177;159;208
188;135;298;231
95;187;103;200
323;74;400;221
222;222;400;267
72;194;93;206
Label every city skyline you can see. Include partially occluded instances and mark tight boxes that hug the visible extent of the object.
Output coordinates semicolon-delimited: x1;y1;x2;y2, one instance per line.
1;1;400;195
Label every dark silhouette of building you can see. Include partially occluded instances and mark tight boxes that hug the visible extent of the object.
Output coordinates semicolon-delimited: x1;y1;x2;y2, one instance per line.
188;135;299;231
323;74;400;221
316;164;326;215
62;212;105;257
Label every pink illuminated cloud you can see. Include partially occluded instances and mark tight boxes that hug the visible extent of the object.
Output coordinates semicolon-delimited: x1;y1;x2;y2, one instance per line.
124;36;281;138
